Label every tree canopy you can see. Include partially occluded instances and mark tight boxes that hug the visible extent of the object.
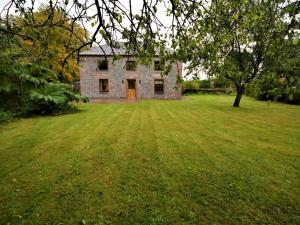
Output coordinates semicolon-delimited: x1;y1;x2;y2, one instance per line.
176;0;300;106
2;6;88;82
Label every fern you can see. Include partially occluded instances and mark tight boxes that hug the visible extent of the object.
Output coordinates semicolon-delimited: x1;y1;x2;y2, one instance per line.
0;62;88;116
30;83;68;105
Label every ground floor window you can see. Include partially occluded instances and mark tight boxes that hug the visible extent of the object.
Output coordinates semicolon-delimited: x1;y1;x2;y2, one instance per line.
154;79;164;94
99;79;109;92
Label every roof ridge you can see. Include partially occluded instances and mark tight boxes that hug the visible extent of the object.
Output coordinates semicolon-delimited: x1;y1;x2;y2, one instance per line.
79;43;173;56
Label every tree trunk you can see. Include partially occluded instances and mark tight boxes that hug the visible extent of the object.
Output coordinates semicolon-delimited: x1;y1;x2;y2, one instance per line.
233;85;244;107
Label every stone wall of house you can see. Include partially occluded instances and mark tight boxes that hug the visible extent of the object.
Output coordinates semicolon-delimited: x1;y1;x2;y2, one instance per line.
79;56;182;99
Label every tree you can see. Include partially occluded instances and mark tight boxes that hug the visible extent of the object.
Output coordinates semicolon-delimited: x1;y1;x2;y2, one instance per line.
4;7;88;82
178;0;300;107
0;24;87;118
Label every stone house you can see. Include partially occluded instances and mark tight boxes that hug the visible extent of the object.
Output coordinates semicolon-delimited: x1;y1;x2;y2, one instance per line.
79;44;182;100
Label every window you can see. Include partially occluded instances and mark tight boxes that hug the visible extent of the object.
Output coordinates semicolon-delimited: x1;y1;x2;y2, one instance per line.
98;60;108;70
128;80;136;89
154;79;164;94
154;61;163;71
99;79;109;92
126;61;137;71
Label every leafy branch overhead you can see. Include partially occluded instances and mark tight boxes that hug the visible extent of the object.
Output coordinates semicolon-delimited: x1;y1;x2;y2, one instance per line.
0;0;194;61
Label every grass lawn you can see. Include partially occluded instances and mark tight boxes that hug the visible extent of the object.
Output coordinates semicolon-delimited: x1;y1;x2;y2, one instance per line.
0;94;299;225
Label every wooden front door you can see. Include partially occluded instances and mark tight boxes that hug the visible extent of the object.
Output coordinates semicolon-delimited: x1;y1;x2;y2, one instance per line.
127;79;136;99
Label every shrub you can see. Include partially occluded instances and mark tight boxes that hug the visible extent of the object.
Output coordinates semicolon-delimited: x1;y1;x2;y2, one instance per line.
198;88;226;94
247;72;300;104
28;83;88;115
211;76;231;88
199;79;210;88
183;80;201;93
0;63;89;118
0;111;13;124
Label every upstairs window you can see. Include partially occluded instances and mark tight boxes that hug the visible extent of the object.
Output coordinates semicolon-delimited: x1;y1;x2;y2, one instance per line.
154;79;164;94
126;61;137;71
99;79;109;92
154;61;163;71
98;60;108;70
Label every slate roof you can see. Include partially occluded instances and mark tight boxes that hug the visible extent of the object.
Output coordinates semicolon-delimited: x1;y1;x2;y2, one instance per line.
79;42;174;56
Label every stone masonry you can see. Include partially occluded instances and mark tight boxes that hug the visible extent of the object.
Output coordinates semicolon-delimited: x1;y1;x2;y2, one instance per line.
79;47;182;100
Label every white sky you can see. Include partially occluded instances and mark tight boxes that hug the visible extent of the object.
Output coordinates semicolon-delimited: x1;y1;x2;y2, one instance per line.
0;0;207;79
